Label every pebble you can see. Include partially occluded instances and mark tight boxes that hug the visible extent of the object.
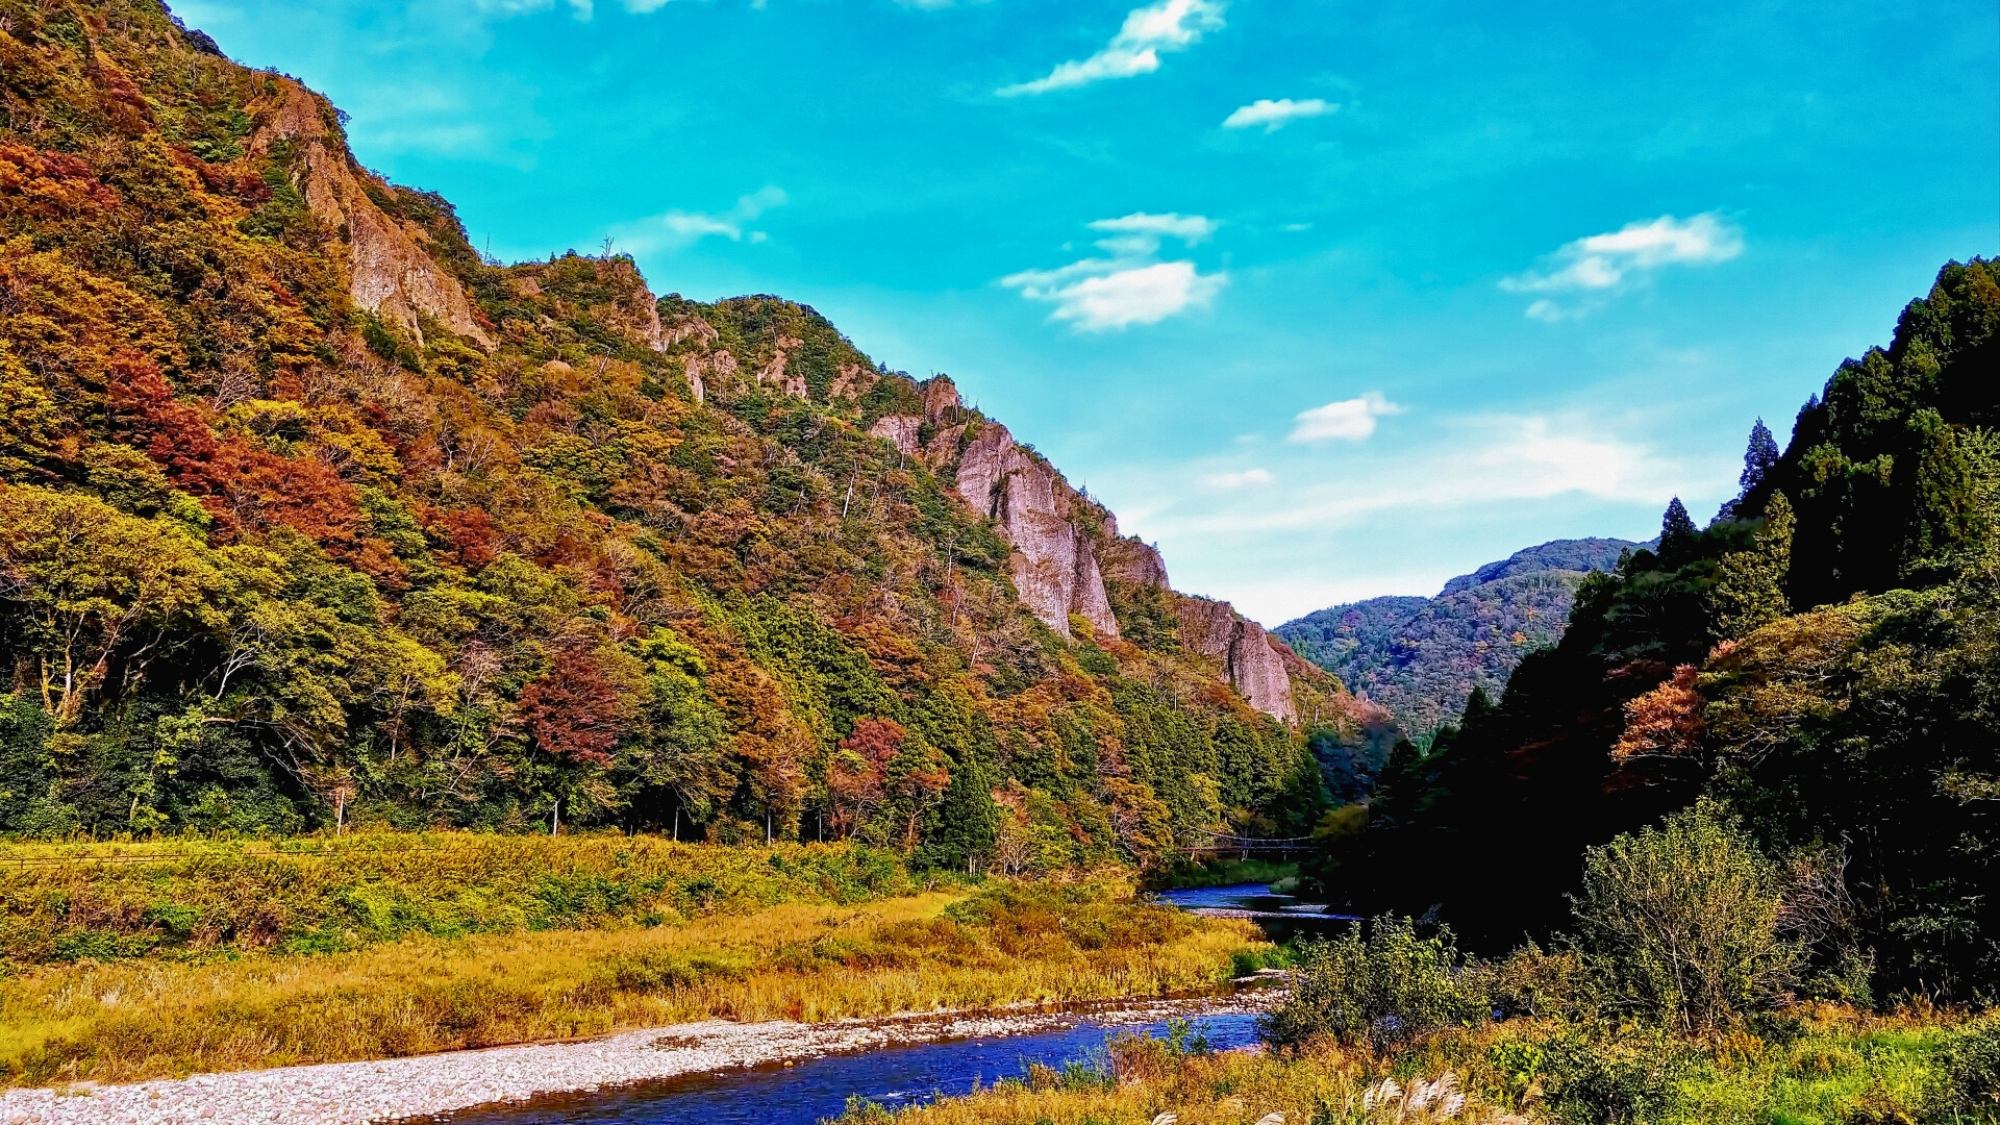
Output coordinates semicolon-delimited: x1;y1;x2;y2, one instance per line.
0;997;1271;1125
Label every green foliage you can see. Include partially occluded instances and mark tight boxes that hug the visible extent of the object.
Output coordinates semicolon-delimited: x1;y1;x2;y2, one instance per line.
1571;800;1799;1031
1262;915;1488;1051
1707;491;1794;641
1941;1013;2000;1120
1277;538;1636;737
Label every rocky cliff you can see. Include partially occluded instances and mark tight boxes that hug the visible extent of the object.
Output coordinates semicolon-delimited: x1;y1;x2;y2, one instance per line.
1171;594;1300;722
253;81;492;348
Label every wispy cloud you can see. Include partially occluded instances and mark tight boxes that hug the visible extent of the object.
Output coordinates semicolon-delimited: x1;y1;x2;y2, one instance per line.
474;0;681;17
998;0;1225;96
1172;412;1688;536
615;186;787;252
1090;212;1219;243
1502;213;1743;320
1222;98;1336;132
1003;211;1226;331
1201;468;1273;490
1288;393;1401;442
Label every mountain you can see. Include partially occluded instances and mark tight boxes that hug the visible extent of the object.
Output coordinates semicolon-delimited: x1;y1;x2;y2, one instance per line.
1277;538;1640;737
1323;258;2000;1001
0;0;1389;862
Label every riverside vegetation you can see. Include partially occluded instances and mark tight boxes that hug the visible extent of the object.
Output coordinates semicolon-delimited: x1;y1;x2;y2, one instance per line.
0;836;1263;1086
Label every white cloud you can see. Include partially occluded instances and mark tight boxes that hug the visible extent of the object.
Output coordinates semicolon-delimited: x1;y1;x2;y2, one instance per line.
998;0;1225;96
1004;211;1226;331
617;186;786;252
1158;412;1689;538
1006;260;1226;331
1201;468;1273;490
1288;392;1402;442
1089;212;1220;244
1222;98;1336;132
1503;213;1743;319
475;0;682;16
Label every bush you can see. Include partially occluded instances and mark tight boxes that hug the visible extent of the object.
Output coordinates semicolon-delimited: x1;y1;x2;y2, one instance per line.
1536;1030;1685;1125
1571;799;1800;1030
1940;1013;2000;1119
1261;914;1488;1052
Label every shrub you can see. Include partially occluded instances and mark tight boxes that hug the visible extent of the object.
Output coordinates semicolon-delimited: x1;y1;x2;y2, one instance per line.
1261;914;1488;1052
1940;1013;2000;1119
1571;799;1800;1030
1536;1030;1685;1125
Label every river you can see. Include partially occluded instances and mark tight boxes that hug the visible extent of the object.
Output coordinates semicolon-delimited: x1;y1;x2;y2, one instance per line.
432;883;1339;1125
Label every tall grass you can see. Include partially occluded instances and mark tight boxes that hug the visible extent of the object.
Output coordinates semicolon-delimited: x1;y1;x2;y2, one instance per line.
0;833;923;964
840;1006;1992;1125
0;877;1262;1087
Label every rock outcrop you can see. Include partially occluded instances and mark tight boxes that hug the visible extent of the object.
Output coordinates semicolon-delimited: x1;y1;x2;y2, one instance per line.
1173;596;1299;722
952;420;1118;640
864;376;1306;721
254;82;492;348
1098;514;1171;589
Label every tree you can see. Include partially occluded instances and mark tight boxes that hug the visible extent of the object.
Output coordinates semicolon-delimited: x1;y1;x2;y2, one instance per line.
0;486;228;724
1709;491;1795;641
1740;419;1780;495
1658;497;1697;563
518;646;626;767
1611;664;1704;763
1571;799;1798;1031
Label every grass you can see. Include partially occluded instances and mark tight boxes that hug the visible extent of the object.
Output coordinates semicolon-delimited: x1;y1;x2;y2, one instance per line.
838;1006;1998;1125
0;859;1265;1088
0;833;924;964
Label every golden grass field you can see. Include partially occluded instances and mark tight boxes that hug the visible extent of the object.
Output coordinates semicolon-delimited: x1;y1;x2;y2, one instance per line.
0;835;1263;1088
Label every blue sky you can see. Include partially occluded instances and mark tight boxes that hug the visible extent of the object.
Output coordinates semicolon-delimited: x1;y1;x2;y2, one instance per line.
176;0;1998;625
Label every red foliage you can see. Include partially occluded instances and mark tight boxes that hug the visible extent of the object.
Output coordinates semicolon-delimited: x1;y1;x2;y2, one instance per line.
104;350;364;549
426;505;501;570
518;646;625;767
0;143;123;221
104;350;220;482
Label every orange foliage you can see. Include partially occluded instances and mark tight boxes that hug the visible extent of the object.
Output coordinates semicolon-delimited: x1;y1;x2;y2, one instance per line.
1612;664;1705;762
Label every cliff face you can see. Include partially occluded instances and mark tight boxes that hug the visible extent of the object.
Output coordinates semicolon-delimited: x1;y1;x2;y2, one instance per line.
1172;594;1299;722
865;377;1309;718
253;82;492;348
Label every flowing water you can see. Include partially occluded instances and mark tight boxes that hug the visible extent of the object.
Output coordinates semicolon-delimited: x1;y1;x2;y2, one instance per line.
438;885;1321;1125
439;1011;1262;1125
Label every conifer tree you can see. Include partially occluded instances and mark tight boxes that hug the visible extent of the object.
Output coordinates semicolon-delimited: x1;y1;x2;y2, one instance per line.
1659;497;1697;562
1740;419;1780;494
1708;491;1794;641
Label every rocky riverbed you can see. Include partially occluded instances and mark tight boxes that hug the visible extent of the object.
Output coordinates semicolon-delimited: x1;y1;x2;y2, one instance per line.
0;996;1275;1125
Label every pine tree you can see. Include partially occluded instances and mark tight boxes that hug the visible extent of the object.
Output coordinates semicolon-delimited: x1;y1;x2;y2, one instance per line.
1740;419;1780;494
1708;491;1794;641
1659;497;1698;562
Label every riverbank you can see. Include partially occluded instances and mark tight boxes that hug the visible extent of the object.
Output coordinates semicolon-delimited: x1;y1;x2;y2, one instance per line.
0;872;1264;1089
0;996;1277;1125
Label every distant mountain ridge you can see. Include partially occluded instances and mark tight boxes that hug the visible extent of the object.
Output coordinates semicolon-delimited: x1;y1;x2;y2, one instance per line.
1277;538;1642;736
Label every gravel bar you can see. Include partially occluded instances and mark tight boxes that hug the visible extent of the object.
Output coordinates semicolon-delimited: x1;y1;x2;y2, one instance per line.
0;995;1275;1125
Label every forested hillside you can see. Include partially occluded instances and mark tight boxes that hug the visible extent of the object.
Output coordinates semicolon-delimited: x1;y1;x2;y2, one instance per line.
1277;538;1637;737
0;0;1385;867
1323;259;2000;1001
